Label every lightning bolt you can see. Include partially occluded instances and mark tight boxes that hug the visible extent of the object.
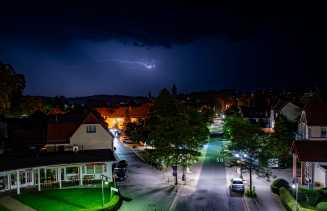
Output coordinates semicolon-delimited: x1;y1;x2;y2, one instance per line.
97;58;156;70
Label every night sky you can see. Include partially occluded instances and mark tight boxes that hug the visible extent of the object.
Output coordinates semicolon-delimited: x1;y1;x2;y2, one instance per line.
0;1;326;97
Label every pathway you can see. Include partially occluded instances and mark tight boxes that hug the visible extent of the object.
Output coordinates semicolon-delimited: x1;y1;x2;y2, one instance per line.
0;196;35;211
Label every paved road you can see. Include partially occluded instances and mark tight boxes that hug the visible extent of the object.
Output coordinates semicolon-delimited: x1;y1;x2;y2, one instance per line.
116;138;246;211
173;140;245;211
115;138;177;211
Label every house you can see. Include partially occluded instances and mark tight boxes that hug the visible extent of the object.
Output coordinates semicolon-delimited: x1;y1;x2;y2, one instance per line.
46;111;113;151
96;103;151;129
0;110;116;195
239;106;269;128
292;102;327;187
270;101;301;129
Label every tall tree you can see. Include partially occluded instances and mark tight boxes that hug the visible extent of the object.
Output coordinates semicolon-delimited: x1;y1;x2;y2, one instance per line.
223;115;269;194
145;89;209;184
0;62;25;114
267;115;297;166
171;84;177;96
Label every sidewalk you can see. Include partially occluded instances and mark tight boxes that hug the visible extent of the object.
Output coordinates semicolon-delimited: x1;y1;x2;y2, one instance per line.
226;166;285;211
0;196;36;211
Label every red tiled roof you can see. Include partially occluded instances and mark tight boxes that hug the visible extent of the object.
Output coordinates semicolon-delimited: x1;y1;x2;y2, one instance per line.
47;112;109;144
291;140;327;162
47;123;78;144
96;103;151;119
48;108;65;115
304;102;327;126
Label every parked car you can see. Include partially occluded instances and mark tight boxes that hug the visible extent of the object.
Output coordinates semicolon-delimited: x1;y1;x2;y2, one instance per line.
230;178;245;193
113;167;127;182
118;160;128;168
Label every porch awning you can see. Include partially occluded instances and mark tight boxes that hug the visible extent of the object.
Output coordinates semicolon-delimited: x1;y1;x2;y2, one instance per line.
0;149;116;172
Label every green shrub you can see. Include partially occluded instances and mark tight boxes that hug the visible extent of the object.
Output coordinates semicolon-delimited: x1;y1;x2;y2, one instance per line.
245;186;256;198
279;187;315;211
317;202;327;211
319;188;327;197
298;188;320;207
271;178;290;194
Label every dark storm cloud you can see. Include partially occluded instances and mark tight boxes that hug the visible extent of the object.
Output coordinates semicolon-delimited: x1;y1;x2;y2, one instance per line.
2;1;316;47
1;1;326;96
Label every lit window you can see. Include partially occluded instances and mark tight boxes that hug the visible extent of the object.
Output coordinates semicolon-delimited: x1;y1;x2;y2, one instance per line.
86;125;96;133
321;127;327;137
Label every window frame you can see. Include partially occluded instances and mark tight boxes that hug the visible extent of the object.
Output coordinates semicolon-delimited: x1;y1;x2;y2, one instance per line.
86;125;96;133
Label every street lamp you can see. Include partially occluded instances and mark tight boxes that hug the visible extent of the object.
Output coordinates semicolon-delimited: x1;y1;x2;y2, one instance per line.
101;175;109;208
292;180;299;211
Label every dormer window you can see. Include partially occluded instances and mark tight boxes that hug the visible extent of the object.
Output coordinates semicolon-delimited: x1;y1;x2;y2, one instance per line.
321;127;327;137
86;125;96;133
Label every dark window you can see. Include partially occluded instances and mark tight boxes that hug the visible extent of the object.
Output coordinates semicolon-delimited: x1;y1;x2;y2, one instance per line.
321;127;327;137
86;125;96;133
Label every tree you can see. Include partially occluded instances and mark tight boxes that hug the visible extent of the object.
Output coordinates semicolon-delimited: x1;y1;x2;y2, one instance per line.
125;120;148;143
0;62;25;114
267;115;297;166
13;96;45;116
224;105;240;116
145;89;209;185
201;106;215;124
223;115;270;194
171;84;177;96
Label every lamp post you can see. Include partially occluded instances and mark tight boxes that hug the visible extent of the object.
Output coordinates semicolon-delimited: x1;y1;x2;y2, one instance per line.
101;175;109;208
292;181;299;211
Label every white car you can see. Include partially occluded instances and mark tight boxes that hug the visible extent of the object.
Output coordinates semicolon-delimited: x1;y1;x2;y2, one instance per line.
230;178;245;193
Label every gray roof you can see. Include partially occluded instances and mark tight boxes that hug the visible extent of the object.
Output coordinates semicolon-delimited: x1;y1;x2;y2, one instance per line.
280;102;301;122
0;149;116;171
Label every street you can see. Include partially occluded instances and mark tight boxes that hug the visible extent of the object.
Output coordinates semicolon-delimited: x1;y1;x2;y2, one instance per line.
115;138;247;211
114;114;284;211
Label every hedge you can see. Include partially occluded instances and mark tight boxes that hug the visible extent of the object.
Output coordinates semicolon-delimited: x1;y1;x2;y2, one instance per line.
271;178;290;195
279;187;315;211
317;202;327;211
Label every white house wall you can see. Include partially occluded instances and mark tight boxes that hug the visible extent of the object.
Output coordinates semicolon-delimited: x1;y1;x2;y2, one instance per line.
309;126;327;140
70;124;113;150
314;163;327;187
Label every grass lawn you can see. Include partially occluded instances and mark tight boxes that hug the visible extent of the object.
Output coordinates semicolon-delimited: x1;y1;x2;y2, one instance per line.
15;188;120;211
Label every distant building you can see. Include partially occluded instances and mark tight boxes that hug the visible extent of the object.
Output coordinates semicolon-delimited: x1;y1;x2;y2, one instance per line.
270;101;301;129
239;106;269;128
96;103;151;129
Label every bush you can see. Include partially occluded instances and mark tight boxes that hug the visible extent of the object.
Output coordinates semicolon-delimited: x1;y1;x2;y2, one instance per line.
317;202;327;211
298;188;320;207
319;188;327;198
279;187;315;211
280;187;297;211
271;178;290;195
245;187;256;198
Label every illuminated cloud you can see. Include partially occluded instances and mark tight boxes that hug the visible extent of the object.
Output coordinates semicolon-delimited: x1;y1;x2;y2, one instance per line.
98;58;156;70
